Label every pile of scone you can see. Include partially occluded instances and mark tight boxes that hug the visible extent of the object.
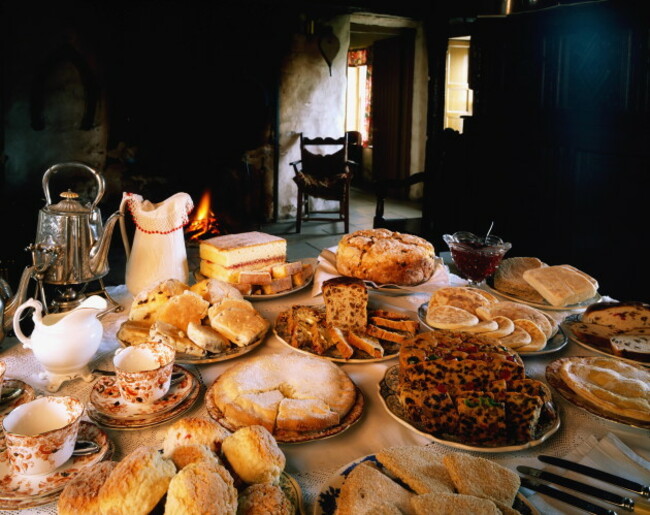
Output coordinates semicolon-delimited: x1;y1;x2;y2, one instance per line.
336;445;522;515
118;277;270;358
425;286;558;352
57;417;293;515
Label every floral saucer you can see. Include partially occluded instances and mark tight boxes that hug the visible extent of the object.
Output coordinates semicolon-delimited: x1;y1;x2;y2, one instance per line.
0;421;112;508
0;379;36;419
86;368;201;430
89;365;196;419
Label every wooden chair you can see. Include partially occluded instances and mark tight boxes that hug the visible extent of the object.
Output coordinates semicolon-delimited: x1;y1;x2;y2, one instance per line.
373;171;426;236
290;133;356;233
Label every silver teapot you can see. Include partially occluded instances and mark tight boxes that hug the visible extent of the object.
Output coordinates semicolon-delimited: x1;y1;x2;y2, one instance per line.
34;162;122;286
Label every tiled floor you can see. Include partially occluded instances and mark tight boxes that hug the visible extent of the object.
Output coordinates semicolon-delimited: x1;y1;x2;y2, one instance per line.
261;187;423;261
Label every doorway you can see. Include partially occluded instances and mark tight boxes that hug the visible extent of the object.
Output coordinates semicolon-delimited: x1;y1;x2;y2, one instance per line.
346;17;426;199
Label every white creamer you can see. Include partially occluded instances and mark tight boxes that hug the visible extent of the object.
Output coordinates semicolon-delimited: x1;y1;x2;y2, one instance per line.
12;296;107;392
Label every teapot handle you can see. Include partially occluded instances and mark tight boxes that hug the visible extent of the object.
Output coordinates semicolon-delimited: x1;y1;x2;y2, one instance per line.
42;162;105;211
12;298;43;350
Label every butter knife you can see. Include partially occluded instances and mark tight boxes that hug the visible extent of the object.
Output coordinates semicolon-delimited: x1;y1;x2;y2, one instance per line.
538;455;650;499
518;466;635;511
520;477;618;515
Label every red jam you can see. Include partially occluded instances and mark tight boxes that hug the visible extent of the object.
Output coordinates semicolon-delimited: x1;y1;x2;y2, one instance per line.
449;241;508;283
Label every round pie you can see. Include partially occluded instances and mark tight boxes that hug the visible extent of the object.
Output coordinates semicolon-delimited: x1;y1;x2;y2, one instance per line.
336;229;437;286
208;353;357;435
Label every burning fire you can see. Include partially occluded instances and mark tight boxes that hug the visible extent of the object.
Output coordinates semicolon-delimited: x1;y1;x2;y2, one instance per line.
185;190;222;241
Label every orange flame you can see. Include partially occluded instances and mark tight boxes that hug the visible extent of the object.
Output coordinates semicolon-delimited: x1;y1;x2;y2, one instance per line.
185;190;222;241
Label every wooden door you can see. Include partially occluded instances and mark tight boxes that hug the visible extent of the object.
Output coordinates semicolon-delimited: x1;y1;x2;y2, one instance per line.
371;31;415;187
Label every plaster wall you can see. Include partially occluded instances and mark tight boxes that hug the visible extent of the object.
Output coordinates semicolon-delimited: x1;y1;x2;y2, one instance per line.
277;15;350;219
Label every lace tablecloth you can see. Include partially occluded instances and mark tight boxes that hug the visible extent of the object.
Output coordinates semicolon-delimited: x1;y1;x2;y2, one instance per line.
1;276;648;514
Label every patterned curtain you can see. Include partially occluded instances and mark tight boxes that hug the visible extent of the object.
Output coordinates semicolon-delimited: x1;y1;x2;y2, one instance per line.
347;49;373;147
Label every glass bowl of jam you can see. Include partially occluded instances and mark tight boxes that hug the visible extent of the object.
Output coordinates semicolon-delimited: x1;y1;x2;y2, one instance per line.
443;231;512;285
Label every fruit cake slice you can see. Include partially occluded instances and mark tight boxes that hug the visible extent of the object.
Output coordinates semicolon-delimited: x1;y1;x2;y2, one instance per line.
455;392;507;445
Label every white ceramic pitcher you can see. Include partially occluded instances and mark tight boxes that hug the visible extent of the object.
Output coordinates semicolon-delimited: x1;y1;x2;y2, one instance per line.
120;192;194;296
12;295;107;392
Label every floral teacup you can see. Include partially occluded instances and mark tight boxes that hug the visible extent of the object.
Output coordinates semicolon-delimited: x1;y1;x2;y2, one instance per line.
113;343;175;405
2;395;84;476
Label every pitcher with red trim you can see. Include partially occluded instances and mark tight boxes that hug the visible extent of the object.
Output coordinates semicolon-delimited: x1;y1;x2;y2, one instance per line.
120;192;194;296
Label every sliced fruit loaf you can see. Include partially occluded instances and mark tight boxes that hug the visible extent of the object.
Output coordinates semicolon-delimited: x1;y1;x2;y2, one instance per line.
582;301;650;330
609;334;650;362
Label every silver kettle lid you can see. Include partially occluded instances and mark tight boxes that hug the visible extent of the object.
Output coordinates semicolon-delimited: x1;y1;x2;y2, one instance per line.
43;190;91;215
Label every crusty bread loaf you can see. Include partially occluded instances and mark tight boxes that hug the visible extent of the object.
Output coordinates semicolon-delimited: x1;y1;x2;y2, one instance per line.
493;257;547;303
582;301;650;330
322;276;368;331
164;461;237;515
522;265;597;307
58;461;118;515
336;228;437;286
162;417;232;457
442;453;520;507
411;492;500;515
237;483;292;515
336;462;414;515
221;425;285;484
98;446;176;515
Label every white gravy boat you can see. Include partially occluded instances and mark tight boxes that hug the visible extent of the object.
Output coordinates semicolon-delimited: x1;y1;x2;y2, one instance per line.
13;296;107;392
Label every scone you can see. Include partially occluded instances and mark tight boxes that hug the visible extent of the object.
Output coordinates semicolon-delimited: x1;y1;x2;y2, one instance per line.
155;290;209;332
98;446;176;515
57;460;117;515
162;417;232;457
164;462;237;515
221;425;285;484
237;483;292;515
128;278;189;323
190;278;243;304
169;443;222;470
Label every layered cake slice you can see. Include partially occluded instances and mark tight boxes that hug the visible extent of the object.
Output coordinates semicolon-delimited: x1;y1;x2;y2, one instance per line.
199;231;287;283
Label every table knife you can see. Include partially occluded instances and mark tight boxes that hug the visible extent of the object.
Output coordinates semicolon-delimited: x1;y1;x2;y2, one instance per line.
538;455;650;499
520;477;619;515
518;465;635;511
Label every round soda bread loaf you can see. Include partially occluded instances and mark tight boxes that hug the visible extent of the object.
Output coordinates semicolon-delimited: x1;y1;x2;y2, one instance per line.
336;228;436;286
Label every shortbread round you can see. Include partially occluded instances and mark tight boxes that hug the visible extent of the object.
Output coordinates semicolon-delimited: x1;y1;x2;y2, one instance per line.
336;228;437;286
425;305;478;329
210;353;357;435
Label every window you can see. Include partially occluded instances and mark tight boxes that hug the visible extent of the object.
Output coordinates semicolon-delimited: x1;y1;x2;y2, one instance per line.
444;37;473;133
346;49;372;145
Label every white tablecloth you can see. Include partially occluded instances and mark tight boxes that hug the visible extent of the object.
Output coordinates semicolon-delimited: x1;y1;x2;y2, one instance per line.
1;275;648;514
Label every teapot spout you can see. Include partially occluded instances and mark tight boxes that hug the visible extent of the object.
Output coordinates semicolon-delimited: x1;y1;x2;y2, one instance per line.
2;265;35;335
89;210;122;277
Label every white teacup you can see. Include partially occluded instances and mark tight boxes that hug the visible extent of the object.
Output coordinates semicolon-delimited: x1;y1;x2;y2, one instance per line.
2;395;84;476
113;343;175;404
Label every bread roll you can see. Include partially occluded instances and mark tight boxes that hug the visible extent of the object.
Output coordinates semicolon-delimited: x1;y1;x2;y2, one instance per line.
58;461;117;515
162;417;231;457
164;462;237;515
221;425;285;484
237;483;292;515
98;446;176;515
336;228;436;286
